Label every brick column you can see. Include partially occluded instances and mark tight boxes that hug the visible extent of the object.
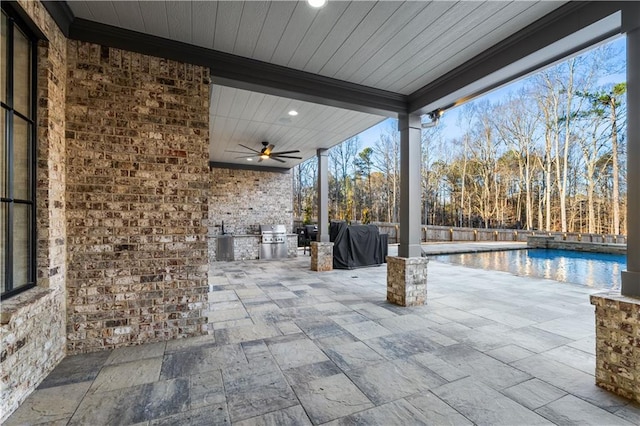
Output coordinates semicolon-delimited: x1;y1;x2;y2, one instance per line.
387;256;428;306
311;241;333;272
590;293;640;403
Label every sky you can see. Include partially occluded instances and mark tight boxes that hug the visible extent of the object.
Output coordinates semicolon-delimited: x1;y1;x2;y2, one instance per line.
356;36;626;149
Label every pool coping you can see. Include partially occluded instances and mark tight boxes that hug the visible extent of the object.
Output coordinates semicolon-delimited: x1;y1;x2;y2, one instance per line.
421;246;527;256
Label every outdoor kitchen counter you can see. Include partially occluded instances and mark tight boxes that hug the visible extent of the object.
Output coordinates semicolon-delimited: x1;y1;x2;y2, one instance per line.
208;234;298;261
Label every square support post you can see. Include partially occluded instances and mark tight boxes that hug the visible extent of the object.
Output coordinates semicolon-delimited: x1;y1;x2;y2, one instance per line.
311;148;333;271
398;113;423;258
387;113;427;306
591;9;640;405
622;21;640;297
316;148;330;243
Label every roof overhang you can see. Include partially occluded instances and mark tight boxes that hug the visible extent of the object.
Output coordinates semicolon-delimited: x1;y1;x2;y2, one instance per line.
41;1;638;170
409;1;634;116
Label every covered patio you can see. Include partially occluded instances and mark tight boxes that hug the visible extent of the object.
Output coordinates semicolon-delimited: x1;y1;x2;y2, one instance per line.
2;0;640;423
6;249;640;425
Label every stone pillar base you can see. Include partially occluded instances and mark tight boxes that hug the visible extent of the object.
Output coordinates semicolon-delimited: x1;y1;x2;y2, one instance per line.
590;292;640;403
386;256;428;306
311;242;334;272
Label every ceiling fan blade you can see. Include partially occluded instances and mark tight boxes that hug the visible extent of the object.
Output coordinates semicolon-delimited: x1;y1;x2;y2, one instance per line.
271;157;286;163
272;155;302;159
270;150;301;155
239;144;260;153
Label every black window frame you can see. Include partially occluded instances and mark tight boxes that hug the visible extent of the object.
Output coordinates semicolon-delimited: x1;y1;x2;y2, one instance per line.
1;3;38;300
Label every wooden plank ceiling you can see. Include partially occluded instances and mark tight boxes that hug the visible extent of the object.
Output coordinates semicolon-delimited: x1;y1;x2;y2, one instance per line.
67;1;567;168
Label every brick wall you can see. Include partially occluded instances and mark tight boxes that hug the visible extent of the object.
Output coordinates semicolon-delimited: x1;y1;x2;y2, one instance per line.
65;41;210;353
209;167;293;235
0;0;68;422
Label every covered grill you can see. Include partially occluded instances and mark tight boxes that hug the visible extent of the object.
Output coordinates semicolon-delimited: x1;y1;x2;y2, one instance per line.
259;224;288;259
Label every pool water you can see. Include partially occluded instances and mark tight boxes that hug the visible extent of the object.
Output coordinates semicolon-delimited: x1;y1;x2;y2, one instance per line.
430;249;626;290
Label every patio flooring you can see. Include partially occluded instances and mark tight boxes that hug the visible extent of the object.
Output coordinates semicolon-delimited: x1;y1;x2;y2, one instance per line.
7;244;640;425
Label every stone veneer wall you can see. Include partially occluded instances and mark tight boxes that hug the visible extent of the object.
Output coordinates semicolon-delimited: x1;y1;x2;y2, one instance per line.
65;41;210;353
233;235;261;261
386;256;428;306
0;0;68;422
311;242;334;272
209;167;293;235
590;293;640;404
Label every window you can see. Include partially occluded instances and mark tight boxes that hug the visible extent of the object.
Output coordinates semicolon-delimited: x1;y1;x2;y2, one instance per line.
1;5;37;299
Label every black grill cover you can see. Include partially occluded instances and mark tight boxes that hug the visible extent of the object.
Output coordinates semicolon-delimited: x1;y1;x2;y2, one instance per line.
330;221;388;269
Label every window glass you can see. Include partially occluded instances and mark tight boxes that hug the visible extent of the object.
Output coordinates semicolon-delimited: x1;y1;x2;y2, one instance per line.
0;203;6;293
1;12;7;104
0;109;5;197
1;6;36;298
13;26;30;117
13;203;30;288
13;115;30;199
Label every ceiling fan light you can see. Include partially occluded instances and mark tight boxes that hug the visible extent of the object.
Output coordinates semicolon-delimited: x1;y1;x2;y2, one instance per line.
307;0;326;8
260;154;270;159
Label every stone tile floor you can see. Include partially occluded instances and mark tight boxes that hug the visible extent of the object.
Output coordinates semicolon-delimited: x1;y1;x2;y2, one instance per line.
7;246;640;425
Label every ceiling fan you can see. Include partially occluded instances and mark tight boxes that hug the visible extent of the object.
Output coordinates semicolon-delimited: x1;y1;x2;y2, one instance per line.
229;141;302;163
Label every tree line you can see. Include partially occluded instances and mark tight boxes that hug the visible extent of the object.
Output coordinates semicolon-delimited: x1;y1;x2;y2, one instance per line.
293;41;627;235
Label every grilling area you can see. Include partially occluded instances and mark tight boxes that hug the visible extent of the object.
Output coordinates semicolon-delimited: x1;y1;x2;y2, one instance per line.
259;224;289;260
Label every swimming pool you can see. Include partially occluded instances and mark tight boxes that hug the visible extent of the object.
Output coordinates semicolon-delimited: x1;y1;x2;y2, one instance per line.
430;249;626;290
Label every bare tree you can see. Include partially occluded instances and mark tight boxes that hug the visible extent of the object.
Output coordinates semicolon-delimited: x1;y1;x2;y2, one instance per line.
492;90;541;229
373;127;400;222
292;157;318;223
587;83;627;234
295;39;626;235
421;124;447;225
535;72;560;231
329;136;360;220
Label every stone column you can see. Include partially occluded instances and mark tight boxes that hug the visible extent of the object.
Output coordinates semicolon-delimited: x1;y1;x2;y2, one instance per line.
311;241;333;272
387;113;428;305
387;257;428;306
311;148;333;271
591;8;640;404
590;293;640;403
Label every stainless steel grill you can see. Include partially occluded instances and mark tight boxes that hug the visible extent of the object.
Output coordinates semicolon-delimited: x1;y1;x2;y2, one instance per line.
259;224;288;259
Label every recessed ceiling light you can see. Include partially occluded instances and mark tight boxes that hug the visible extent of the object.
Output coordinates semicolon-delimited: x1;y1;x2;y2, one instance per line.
307;0;326;8
288;110;298;116
247;158;253;161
